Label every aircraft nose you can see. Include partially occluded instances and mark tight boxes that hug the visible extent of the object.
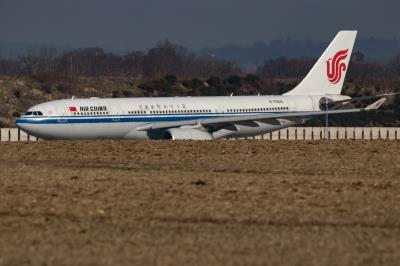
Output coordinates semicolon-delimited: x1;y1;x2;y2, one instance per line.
16;118;29;133
16;118;22;127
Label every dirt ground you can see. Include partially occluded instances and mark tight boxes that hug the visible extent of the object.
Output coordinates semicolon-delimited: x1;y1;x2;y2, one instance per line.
0;140;399;266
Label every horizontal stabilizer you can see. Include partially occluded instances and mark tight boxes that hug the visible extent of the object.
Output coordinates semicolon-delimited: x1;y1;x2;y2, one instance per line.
327;92;398;109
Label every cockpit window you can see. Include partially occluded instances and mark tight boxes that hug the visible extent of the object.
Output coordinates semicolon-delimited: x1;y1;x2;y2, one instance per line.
24;111;43;116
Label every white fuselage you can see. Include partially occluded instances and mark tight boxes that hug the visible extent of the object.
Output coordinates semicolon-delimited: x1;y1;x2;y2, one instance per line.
16;95;347;140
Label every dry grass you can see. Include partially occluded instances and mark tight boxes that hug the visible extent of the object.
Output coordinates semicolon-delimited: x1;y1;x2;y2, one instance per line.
0;140;400;266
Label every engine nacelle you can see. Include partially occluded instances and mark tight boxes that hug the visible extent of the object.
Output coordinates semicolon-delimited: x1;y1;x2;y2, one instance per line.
165;128;213;140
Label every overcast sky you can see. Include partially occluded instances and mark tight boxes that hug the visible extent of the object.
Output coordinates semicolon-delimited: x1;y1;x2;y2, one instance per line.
0;0;399;50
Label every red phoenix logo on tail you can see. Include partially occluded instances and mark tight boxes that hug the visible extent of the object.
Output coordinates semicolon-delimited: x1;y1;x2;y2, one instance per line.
326;49;348;84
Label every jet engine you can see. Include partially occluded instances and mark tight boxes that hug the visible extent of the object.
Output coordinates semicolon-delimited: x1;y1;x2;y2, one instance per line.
164;128;213;140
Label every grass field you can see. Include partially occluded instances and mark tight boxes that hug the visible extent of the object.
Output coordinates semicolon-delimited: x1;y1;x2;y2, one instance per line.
0;140;399;266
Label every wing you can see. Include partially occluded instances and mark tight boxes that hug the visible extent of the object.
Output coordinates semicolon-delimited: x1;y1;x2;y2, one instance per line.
136;98;386;131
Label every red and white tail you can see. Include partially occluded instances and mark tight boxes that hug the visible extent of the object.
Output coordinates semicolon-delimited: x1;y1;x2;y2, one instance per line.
285;31;357;96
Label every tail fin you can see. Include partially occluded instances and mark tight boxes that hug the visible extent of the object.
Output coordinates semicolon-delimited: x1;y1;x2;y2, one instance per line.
284;31;357;96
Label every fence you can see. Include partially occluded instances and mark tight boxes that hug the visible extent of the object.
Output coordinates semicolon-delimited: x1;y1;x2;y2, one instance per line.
249;127;400;140
0;128;39;141
0;127;399;141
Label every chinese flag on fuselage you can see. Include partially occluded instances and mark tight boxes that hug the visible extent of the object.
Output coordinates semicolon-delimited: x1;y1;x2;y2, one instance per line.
69;106;77;112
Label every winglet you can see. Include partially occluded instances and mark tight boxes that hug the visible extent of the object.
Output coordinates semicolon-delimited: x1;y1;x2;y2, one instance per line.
365;98;387;110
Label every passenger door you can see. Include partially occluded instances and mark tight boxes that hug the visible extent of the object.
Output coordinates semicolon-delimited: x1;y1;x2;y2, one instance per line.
56;105;68;123
110;105;122;122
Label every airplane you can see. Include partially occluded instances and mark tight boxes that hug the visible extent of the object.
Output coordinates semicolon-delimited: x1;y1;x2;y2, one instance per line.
16;31;393;140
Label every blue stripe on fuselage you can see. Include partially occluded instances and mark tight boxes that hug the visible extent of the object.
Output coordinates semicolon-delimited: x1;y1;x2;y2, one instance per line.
16;115;221;124
16;112;281;125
